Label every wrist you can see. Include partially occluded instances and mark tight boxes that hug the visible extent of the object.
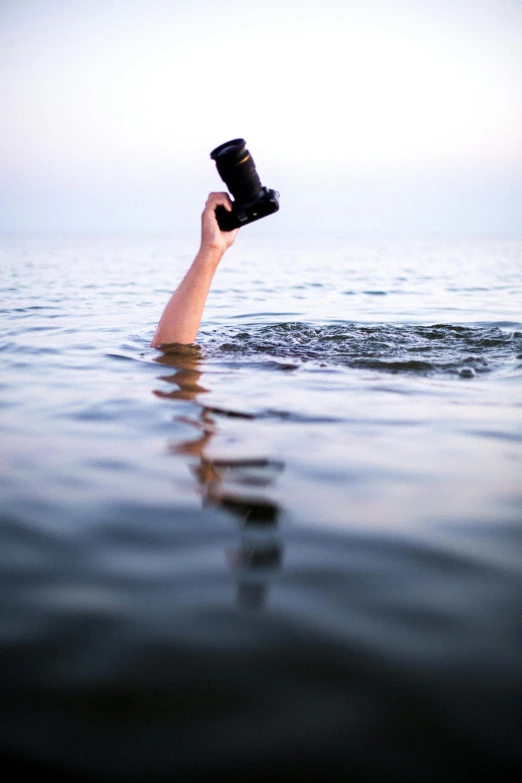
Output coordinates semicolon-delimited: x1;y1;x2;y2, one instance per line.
195;244;225;268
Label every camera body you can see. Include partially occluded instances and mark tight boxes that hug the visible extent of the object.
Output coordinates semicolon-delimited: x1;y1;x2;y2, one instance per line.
214;186;280;231
210;139;279;231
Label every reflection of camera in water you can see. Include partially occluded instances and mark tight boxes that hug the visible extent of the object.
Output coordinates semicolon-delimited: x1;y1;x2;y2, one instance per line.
210;138;280;231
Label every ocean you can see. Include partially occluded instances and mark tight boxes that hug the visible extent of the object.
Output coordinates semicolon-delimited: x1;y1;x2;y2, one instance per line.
1;232;521;781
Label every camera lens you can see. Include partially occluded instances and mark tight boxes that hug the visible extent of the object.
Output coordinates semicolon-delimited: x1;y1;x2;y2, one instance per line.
210;138;262;202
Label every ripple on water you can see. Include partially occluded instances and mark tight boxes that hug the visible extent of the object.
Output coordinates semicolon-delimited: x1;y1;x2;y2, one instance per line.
201;322;522;378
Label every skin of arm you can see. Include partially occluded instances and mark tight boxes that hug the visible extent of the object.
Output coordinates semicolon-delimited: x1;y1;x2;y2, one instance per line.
150;192;239;347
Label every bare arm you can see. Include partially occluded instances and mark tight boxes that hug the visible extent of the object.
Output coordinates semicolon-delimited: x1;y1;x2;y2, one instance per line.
151;192;239;347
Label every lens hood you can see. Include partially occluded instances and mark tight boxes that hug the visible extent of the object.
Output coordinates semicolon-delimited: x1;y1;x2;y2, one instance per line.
210;139;247;162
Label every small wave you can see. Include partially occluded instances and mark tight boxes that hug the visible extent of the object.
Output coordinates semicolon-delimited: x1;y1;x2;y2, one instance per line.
201;323;522;378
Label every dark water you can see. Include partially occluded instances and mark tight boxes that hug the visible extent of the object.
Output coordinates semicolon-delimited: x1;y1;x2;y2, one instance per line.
1;235;521;780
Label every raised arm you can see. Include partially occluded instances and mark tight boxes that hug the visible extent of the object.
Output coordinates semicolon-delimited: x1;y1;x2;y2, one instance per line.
151;192;239;347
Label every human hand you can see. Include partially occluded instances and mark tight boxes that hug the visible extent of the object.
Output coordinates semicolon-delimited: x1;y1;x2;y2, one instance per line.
200;192;239;254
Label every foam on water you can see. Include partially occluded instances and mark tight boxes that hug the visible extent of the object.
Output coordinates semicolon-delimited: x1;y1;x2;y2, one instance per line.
201;321;522;378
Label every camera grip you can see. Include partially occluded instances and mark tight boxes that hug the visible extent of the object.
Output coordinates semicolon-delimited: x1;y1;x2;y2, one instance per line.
215;205;240;232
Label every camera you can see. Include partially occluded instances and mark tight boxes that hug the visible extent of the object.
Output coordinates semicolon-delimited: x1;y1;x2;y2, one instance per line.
210;139;280;231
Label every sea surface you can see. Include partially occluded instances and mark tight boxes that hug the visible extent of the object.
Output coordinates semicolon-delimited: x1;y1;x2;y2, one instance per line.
1;232;521;781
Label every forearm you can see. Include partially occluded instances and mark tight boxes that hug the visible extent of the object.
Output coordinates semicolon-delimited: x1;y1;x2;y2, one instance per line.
150;245;224;347
151;192;238;348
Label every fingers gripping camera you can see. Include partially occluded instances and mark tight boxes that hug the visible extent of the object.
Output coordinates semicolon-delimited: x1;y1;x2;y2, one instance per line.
210;139;280;231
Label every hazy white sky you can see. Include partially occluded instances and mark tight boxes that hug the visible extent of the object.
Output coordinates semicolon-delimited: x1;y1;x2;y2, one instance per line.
1;0;521;235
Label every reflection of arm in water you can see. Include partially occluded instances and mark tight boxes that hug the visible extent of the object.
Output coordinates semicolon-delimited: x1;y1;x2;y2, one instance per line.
152;336;284;610
151;192;239;348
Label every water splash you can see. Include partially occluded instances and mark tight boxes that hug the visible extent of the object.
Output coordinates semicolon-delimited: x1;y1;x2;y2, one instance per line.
201;323;522;378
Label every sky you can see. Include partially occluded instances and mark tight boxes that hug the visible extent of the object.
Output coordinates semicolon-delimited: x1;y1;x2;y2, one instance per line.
1;0;521;236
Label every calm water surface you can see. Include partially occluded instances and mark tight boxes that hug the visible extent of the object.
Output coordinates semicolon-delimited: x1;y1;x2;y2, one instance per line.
1;234;521;780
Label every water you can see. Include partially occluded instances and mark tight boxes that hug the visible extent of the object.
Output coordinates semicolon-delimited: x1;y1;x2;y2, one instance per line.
1;233;521;781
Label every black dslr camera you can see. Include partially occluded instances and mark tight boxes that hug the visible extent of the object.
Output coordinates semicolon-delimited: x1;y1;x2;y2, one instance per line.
210;138;280;231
